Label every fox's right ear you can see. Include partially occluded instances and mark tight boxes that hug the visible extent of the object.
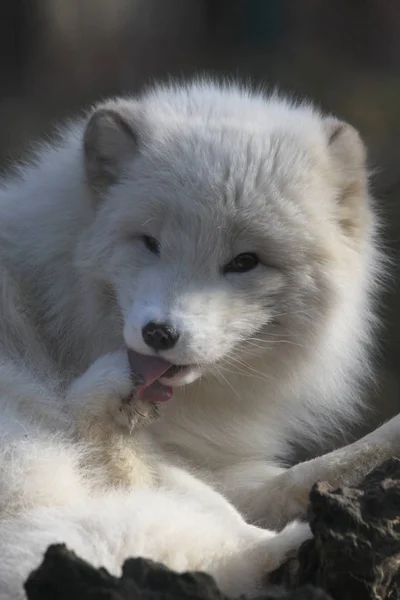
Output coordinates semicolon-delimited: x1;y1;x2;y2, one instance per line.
323;118;370;241
83;107;138;193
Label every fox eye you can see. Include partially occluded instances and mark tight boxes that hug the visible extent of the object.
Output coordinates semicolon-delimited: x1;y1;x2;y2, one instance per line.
142;235;160;255
223;253;259;274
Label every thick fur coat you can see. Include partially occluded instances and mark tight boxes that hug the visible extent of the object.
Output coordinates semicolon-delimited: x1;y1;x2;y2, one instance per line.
0;80;385;598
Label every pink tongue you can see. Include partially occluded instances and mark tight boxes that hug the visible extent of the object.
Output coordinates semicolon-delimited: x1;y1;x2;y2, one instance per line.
127;349;173;403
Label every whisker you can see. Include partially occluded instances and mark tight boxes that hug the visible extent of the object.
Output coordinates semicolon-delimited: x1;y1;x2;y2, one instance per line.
245;338;306;349
218;355;278;384
209;362;243;400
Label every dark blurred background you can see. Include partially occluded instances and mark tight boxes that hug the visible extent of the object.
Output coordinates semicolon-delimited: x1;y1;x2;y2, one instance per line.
1;0;399;412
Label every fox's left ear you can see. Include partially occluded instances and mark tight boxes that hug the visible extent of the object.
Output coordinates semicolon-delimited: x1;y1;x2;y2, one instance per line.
324;118;370;239
325;118;367;174
84;106;138;193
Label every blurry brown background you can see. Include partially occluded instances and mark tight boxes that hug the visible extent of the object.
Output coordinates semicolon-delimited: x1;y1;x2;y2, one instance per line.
1;0;399;412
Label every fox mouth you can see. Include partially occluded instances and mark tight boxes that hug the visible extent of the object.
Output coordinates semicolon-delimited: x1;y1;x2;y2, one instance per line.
127;349;195;403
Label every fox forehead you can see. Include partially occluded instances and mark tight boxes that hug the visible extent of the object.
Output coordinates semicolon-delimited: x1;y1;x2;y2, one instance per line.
131;121;317;202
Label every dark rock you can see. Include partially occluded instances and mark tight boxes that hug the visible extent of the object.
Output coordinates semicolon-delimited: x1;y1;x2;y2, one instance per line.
24;544;329;600
270;458;400;600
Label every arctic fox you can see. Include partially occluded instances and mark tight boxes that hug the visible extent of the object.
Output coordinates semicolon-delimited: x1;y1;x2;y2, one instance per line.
0;80;380;598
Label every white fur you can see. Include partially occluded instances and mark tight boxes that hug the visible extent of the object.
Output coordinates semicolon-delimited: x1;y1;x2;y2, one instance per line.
0;468;310;599
0;79;380;597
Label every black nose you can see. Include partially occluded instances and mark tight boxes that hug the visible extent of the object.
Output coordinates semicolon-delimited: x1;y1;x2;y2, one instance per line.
142;321;180;351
